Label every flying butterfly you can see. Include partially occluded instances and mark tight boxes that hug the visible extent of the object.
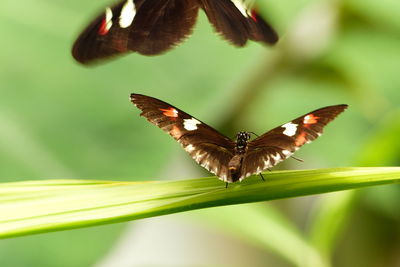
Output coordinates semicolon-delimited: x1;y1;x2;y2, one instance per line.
130;93;348;186
72;0;278;64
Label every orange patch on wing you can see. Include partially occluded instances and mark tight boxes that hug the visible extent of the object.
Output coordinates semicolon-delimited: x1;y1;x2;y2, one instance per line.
98;19;109;35
250;10;258;22
295;132;307;146
303;114;319;125
160;107;178;118
169;125;183;139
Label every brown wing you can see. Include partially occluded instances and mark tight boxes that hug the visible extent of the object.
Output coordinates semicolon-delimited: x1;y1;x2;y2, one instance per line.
239;105;348;180
199;0;278;46
72;0;200;64
130;93;235;181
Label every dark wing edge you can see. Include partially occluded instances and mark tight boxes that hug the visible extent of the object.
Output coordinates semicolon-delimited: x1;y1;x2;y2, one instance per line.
239;104;348;180
130;93;235;181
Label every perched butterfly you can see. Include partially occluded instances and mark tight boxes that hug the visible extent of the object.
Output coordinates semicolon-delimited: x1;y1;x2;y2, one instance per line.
130;93;348;185
72;0;278;64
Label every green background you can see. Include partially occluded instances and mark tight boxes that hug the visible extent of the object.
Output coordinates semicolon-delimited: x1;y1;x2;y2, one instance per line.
1;0;399;266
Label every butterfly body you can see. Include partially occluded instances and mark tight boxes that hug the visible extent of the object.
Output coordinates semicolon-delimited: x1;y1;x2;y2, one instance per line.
227;132;251;182
130;93;348;183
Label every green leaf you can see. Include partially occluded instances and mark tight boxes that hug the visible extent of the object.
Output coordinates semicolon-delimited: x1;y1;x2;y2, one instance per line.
1;167;399;239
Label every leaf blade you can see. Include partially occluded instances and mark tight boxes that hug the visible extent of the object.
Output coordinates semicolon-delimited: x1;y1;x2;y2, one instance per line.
1;167;399;239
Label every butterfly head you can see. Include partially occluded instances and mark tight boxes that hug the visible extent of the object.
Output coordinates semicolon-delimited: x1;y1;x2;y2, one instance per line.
235;131;251;153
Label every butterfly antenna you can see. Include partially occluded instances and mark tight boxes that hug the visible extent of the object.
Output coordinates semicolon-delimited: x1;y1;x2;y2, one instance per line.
259;173;265;181
291;156;304;162
249;131;259;137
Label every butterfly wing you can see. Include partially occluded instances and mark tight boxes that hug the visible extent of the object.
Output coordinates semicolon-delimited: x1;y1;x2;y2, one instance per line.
72;0;278;64
199;0;278;46
130;93;236;181
72;0;200;64
239;104;348;180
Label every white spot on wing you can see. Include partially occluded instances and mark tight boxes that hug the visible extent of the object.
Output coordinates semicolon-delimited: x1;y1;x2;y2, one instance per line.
282;122;298;137
271;153;281;163
201;162;210;170
231;0;250;17
104;7;113;31
303;115;311;124
119;0;136;28
264;158;271;167
282;150;292;156
194;151;204;162
185;144;195;153
183;118;201;131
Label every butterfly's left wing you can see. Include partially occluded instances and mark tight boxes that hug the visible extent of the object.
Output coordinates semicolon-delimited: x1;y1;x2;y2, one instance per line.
130;93;236;181
239;104;348;180
72;0;200;64
199;0;278;46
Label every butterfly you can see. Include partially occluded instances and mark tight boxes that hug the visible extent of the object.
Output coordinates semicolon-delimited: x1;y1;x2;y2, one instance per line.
130;93;348;185
72;0;278;64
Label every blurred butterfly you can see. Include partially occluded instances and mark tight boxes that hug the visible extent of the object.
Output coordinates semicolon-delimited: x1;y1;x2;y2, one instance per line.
72;0;278;64
130;93;348;186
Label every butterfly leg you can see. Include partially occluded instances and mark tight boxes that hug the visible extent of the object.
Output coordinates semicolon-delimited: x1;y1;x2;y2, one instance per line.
291;156;304;162
259;173;265;181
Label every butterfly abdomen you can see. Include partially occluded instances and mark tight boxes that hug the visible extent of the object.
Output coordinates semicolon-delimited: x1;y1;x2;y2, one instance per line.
225;131;251;182
228;154;243;182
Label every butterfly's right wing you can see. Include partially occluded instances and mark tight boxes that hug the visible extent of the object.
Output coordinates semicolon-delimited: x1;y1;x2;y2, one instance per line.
199;0;278;46
239;104;348;180
130;94;236;181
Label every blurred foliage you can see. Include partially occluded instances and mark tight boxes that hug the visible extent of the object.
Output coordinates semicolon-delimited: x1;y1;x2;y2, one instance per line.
0;0;399;266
